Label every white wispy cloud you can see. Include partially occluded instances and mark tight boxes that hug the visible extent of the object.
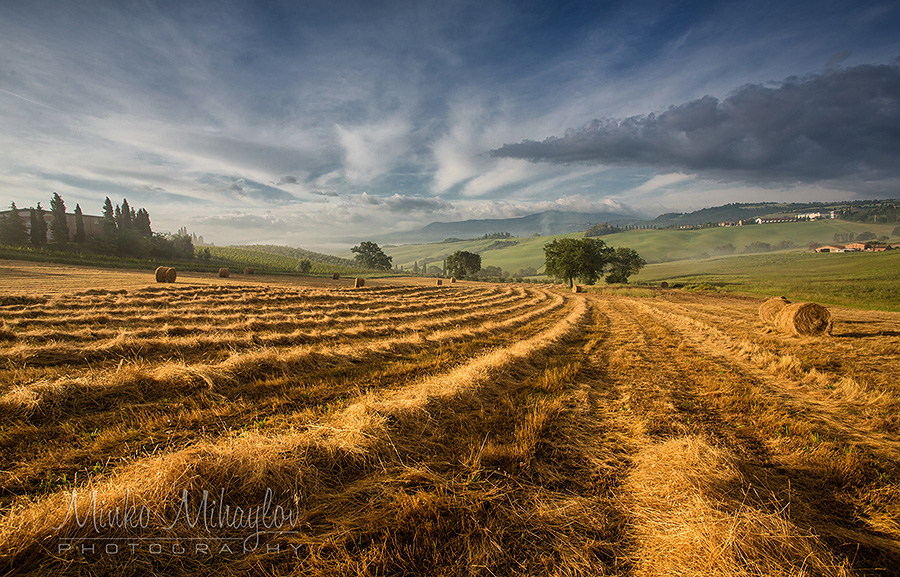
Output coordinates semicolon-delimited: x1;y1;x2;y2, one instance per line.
1;1;898;248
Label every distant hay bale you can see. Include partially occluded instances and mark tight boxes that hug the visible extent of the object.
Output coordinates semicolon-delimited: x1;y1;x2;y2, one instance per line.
660;281;669;289
155;266;167;283
450;277;456;283
774;302;833;336
333;272;340;280
436;279;443;286
218;268;230;278
759;296;791;324
243;267;255;275
572;285;582;293
164;267;177;283
354;278;364;288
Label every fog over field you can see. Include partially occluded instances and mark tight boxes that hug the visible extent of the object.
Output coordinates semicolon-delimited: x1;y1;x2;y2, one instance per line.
1;1;899;250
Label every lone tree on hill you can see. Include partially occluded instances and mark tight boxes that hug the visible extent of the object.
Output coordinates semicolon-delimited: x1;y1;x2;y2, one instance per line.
446;250;482;279
0;202;28;246
351;241;392;270
605;247;646;284
49;192;69;244
543;237;615;287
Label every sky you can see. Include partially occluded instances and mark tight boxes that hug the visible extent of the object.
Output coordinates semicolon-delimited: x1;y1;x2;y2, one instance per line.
1;0;899;251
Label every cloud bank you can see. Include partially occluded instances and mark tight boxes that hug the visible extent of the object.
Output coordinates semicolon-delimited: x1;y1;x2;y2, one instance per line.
492;63;900;191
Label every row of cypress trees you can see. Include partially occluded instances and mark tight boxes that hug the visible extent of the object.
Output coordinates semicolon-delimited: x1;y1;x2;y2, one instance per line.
0;193;79;246
0;193;191;259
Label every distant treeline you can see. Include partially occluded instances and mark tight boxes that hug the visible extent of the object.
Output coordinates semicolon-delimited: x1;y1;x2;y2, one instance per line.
0;194;195;260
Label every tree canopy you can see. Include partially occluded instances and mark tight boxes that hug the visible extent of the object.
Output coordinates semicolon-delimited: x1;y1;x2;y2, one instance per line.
351;241;392;270
50;192;69;244
446;250;481;279
29;203;47;246
74;204;86;243
543;237;615;287
0;202;28;246
605;247;647;284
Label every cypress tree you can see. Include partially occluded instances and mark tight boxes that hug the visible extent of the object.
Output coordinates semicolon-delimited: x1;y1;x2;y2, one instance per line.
117;199;133;229
29;203;47;246
74;204;86;243
101;197;118;251
0;202;29;245
49;192;69;244
134;208;152;237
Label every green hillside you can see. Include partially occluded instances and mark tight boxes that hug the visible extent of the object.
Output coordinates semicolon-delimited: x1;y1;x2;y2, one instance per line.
207;245;374;276
382;219;898;273
633;251;900;311
381;233;583;273
602;219;895;263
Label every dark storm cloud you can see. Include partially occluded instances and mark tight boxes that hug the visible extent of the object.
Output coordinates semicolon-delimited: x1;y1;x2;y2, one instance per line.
492;63;900;189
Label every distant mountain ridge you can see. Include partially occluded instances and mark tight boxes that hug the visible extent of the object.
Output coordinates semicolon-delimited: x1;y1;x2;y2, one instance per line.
419;210;642;240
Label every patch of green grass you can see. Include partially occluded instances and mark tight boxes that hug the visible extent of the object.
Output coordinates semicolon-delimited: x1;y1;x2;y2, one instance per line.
634;251;900;311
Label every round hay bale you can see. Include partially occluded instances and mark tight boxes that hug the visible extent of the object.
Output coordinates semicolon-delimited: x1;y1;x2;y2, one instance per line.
450;277;456;283
660;281;669;289
243;267;255;275
218;268;231;278
436;279;443;286
759;296;791;324
164;267;177;283
155;266;167;283
354;278;365;288
572;285;582;293
774;302;832;336
332;272;340;280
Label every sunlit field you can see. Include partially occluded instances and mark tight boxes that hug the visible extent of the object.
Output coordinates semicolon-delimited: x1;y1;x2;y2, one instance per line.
1;261;899;576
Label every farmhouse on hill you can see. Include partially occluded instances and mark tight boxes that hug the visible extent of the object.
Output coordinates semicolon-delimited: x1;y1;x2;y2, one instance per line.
0;208;104;242
816;242;894;253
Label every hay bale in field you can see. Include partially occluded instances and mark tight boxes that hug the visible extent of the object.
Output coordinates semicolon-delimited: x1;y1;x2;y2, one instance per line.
155;266;167;283
759;296;791;324
774;302;833;336
660;281;669;289
450;277;456;283
572;285;582;293
354;278;364;288
218;268;231;278
164;267;177;283
436;279;443;286
332;272;340;280
243;267;255;275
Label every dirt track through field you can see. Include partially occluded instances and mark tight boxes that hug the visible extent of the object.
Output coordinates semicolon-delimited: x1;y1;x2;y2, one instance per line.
1;275;899;576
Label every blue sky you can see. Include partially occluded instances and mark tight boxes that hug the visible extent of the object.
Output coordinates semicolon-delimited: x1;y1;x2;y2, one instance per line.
1;0;898;250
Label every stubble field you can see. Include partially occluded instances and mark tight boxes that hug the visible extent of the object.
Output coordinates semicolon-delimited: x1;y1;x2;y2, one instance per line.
0;260;899;576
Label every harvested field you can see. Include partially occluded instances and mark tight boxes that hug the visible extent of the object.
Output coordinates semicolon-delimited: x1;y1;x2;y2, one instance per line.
1;261;899;576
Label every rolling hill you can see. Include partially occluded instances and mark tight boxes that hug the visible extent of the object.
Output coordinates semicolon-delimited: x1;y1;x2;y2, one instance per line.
382;219;898;273
418;209;642;240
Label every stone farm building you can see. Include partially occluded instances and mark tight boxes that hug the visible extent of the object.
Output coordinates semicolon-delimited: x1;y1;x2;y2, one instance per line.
816;243;895;253
0;208;104;242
